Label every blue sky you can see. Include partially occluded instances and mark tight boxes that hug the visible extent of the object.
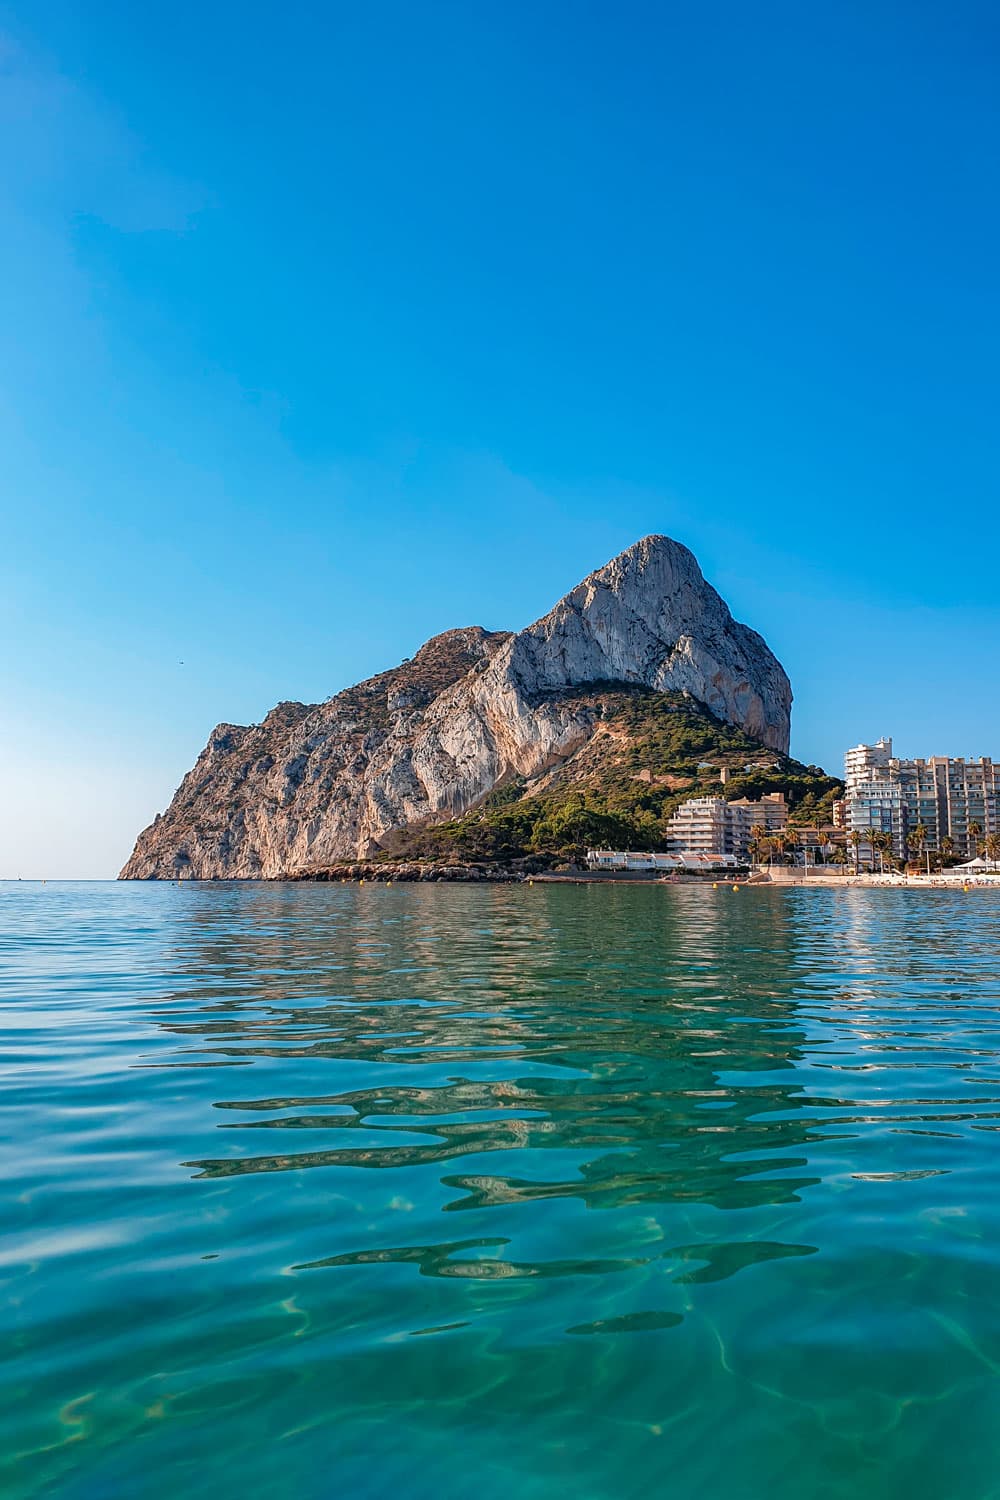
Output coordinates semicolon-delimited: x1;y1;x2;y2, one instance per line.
2;1;998;878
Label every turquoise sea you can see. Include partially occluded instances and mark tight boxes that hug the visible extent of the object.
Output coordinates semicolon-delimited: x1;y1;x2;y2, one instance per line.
4;881;1000;1499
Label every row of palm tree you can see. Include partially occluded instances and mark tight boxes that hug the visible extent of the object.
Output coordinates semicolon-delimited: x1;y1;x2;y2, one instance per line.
914;821;1000;868
748;821;1000;873
749;825;828;868
846;828;896;873
846;822;1000;873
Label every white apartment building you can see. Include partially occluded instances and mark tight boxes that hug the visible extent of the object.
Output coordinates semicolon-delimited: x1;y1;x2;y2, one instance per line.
662;793;788;862
845;779;907;858
664;797;730;856
844;738;1000;859
845;737;894;784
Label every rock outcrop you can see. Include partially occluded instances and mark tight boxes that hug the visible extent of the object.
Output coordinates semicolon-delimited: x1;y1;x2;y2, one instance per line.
120;535;792;878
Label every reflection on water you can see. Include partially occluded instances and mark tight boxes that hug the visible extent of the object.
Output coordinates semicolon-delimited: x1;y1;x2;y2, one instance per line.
4;881;1000;1500
174;886;818;1235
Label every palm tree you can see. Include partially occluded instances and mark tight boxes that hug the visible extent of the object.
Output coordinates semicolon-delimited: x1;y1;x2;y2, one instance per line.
831;844;848;869
871;830;890;874
848;829;864;873
985;832;1000;870
887;830;903;872
969;821;983;861
750;824;766;870
941;835;955;866
909;824;930;875
784;827;799;868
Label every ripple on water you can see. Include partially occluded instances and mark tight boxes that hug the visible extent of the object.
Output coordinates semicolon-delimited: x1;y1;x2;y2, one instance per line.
3;881;1000;1500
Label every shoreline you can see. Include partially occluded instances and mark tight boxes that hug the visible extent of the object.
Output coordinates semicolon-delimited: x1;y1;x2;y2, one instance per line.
107;868;1000;890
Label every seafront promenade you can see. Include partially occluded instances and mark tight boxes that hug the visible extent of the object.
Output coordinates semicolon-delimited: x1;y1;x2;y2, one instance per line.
759;867;1000;888
539;868;1000;889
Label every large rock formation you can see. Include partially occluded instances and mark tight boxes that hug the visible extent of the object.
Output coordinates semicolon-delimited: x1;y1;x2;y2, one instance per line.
120;535;792;878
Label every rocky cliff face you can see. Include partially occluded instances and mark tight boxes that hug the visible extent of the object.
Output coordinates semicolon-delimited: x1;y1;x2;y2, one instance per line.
120;536;792;878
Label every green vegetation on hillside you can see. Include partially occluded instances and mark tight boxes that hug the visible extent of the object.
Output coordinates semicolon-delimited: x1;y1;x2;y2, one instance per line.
380;687;842;866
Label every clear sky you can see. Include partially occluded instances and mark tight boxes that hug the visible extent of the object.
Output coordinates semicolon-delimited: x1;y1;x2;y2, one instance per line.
2;1;998;878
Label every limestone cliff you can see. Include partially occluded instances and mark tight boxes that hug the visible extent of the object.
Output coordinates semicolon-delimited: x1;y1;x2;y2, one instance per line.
120;536;792;878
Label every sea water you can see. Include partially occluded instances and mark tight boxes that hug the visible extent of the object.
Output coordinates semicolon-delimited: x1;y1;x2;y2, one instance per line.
3;880;1000;1500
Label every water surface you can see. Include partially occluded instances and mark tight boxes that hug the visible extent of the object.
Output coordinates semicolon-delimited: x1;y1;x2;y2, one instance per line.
3;881;1000;1499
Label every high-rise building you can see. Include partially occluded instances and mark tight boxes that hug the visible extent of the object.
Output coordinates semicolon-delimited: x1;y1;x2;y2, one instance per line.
845;779;908;858
843;740;1000;859
844;737;893;784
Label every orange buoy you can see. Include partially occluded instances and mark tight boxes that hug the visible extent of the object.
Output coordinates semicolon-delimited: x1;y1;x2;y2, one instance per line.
732;884;740;892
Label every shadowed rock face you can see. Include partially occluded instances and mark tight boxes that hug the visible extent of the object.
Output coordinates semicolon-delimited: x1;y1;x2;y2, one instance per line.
120;536;792;879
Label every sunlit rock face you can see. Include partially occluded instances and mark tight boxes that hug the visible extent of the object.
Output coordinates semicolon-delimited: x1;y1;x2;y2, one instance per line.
119;536;792;879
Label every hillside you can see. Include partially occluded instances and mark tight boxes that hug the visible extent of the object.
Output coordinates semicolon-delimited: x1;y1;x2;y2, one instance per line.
378;687;840;866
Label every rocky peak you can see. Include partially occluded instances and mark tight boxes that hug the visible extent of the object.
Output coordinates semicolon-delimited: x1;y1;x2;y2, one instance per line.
120;536;793;878
479;534;791;751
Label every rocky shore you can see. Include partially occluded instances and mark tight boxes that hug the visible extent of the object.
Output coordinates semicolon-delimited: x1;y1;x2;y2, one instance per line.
284;860;547;883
